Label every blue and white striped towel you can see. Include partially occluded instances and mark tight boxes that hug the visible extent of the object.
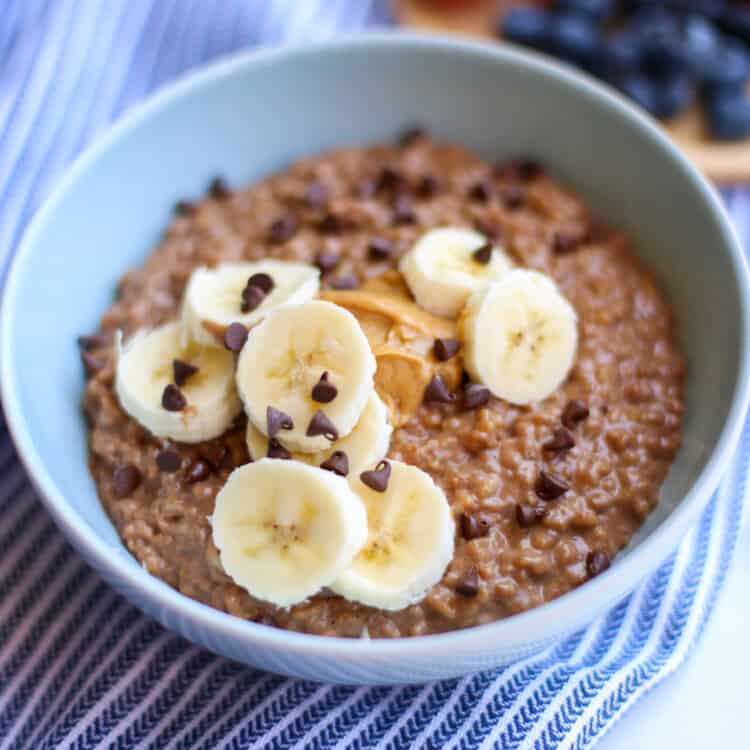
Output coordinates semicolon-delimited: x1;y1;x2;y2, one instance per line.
1;2;748;748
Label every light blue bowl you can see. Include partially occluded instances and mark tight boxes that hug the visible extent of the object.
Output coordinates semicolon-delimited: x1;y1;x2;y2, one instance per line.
2;34;749;685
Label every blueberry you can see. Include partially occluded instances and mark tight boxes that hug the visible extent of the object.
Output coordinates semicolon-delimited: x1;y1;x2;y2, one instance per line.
502;7;550;49
591;33;643;80
553;0;615;23
626;6;678;37
547;13;601;67
650;74;693;118
641;32;688;77
619;74;658;114
699;40;750;95
706;91;750;140
717;6;750;46
683;14;721;70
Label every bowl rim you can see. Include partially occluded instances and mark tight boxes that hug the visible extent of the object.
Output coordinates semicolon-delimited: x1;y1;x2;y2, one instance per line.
2;32;749;660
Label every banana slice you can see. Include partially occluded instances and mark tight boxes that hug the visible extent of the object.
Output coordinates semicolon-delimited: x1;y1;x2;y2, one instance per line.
332;460;455;611
211;459;368;607
246;391;392;475
399;227;513;318
182;260;320;347
460;269;578;405
115;321;242;443
236;300;376;453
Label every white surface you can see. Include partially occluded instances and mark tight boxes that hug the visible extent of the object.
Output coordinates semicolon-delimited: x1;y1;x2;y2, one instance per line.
598;512;750;750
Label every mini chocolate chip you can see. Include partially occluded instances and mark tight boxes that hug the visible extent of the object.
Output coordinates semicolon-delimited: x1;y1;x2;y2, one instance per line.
175;200;195;217
474;218;501;241
423;374;456;404
399;126;426;146
417;174;439;198
502;185;524;209
460;513;490;540
156;449;182;472
516;503;547;528
368;237;393;261
173;359;198;387
77;333;108;350
318;213;343;235
586;550;611;578
315;252;340;272
81;350;105;377
267;438;292;460
463;383;490;410
562;399;589;429
266;406;294;437
241;283;265;313
112;464;142;498
247;272;274;294
455;567;480;597
311;372;337;403
468;180;491;202
553;231;587;254
223;322;248;352
392;194;416;225
472;242;493;264
209;177;230;199
162;384;187;412
535;470;569;501
433;338;460;361
268;213;298;243
185;459;212;484
305;181;327;209
330;273;359;290
377;166;404;193
360;460;391;492
320;450;349;477
518;159;541;180
543;427;575;453
306;410;339;441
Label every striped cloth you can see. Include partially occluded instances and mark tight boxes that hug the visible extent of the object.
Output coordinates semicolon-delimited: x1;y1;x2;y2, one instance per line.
0;2;748;748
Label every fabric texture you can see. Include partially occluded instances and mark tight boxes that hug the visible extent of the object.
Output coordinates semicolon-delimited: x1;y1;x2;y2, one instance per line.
0;2;748;748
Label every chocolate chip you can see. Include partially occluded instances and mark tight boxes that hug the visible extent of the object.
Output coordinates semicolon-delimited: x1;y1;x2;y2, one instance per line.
330;273;358;290
433;338;460;361
463;384;490;410
502;185;524;209
173;359;198;387
495;158;541;182
535;470;569;501
198;443;228;470
267;438;292;460
460;513;490;540
318;213;343;235
209;177;230;199
175;200;195;217
241;283;265;313
306;410;338;441
416;174;439;198
247;272;274;294
392;194;416;225
553;231;586;254
320;450;349;477
77;333;108;350
474;218;501;241
305;181;328;209
377;166;404;193
399;126;426;146
311;372;337;403
562;400;589;429
455;567;480;597
423;374;456;404
360;460;391;492
266;406;294;437
81;350;106;378
223;322;248;352
516;503;547;528
543;427;575;453
185;459;212;484
586;550;611;578
112;464;142;498
468;180;492;202
315;252;340;273
162;384;187;411
368;237;393;261
472;242;493;265
156;449;182;472
268;213;298;243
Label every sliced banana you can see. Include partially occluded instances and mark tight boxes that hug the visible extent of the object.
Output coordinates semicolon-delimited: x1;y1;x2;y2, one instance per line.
332;460;455;611
182;260;320;348
460;269;578;405
211;459;368;607
246;391;392;475
236;300;376;453
115;321;242;443
399;227;513;318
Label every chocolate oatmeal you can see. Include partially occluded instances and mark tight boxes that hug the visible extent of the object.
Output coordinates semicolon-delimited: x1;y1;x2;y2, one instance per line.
82;136;683;637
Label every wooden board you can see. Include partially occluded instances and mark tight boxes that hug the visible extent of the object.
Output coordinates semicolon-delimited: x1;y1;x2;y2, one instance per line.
393;0;750;183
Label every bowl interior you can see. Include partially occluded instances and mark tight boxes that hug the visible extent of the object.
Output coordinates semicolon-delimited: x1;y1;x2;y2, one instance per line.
2;36;746;657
